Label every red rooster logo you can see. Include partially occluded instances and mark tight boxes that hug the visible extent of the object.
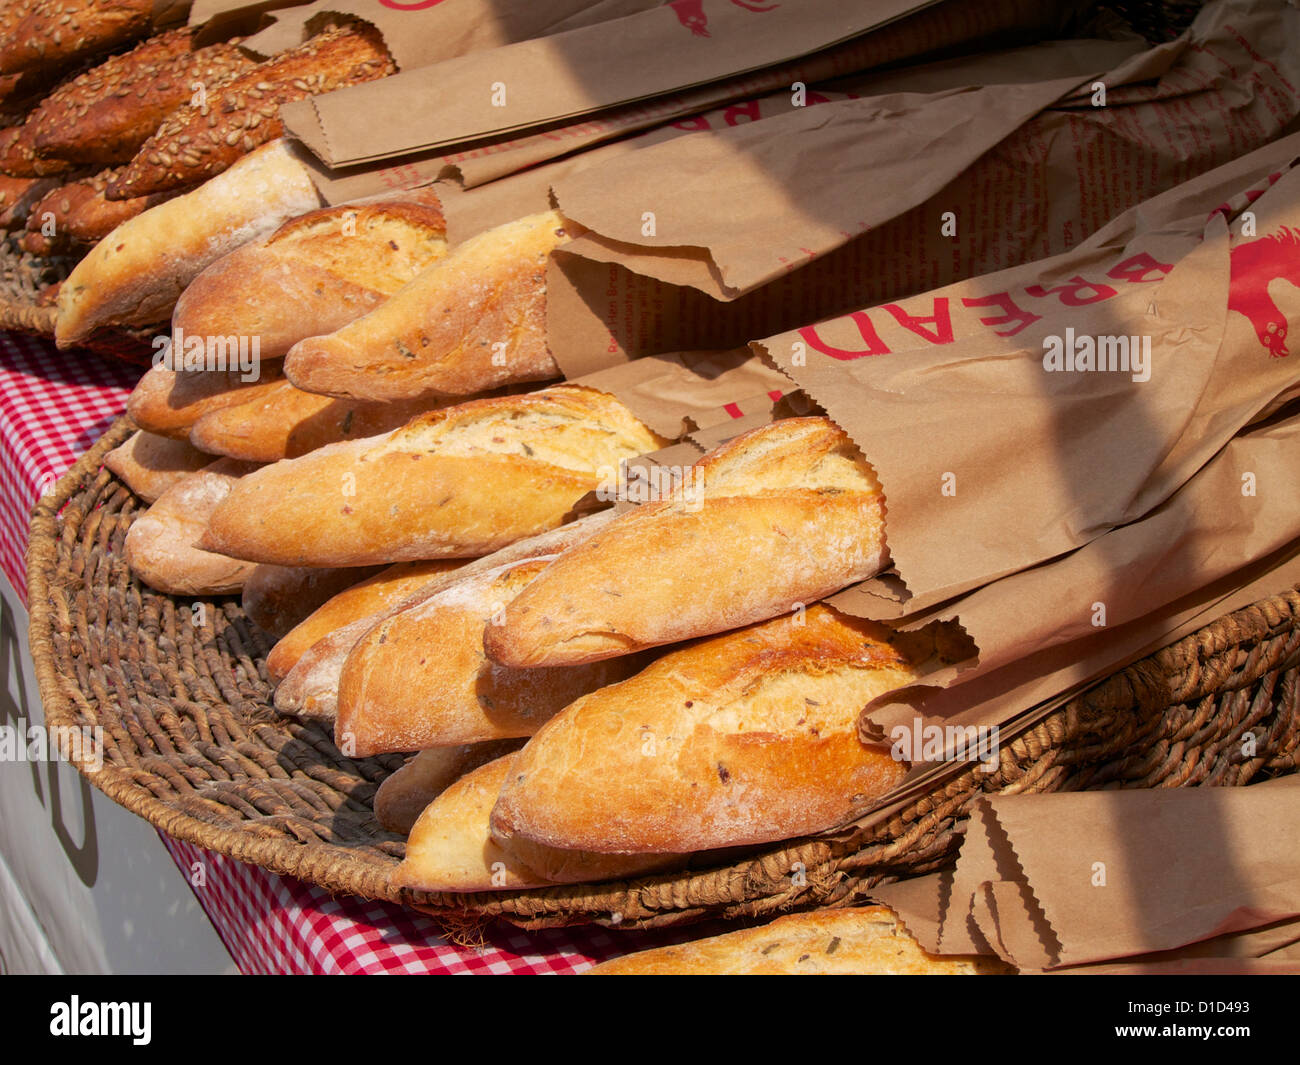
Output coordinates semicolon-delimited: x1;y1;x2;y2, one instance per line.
1228;226;1300;358
669;0;780;38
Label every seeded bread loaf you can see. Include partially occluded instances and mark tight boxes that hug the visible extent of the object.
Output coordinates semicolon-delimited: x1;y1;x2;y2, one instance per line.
335;556;648;757
485;417;888;668
27;166;176;246
103;428;211;502
0;0;154;77
490;606;931;855
374;741;525;835
0;120;74;177
126;362;287;440
240;563;382;640
0;174;58;228
586;907;1013;975
123;458;261;596
108;23;394;201
54;138;325;347
284;210;571;402
173;193;448;363
200;385;667;567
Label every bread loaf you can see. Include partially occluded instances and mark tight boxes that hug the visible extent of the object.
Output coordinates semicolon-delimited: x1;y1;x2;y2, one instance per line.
374;741;524;835
54;138;324;347
0;0;154;77
30;30;257;166
485;417;887;668
63;166;178;242
265;559;463;683
108;23;394;201
200;385;666;567
241;563;382;640
490;605;932;855
0;174;57;229
123;458;261;595
335;556;648;757
126;362;287;440
173;194;448;363
284;210;571;402
103;428;210;501
272;511;618;720
586;907;1013;975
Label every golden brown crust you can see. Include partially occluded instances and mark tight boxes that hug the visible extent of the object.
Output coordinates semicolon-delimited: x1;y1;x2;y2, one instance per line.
199;385;666;567
103;428;211;502
586;906;1014;975
284;210;572;402
265;559;465;684
240;563;382;640
374;741;525;835
108;23;394;201
0;173;57;229
0;0;154;78
173;196;448;363
490;605;924;855
126;361;287;440
486;417;888;668
26;166;179;246
0;119;75;177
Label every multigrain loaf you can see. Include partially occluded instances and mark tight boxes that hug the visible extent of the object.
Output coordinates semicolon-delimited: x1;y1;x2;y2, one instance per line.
485;416;888;668
335;556;648;757
199;385;667;567
284;210;572;402
240;563;382;640
123;458;261;596
103;428;212;502
0;120;74;177
27;167;177;246
490;606;935;855
108;23;395;201
0;0;154;77
126;362;287;440
393;755;682;893
374;741;525;835
30;30;257;166
272;511;619;720
265;559;465;684
0;174;58;228
586;907;1014;975
173;194;449;362
189;381;443;463
54;138;324;347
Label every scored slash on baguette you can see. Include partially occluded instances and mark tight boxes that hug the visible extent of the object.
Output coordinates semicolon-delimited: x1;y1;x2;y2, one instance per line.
484;416;889;668
283;210;573;402
198;385;667;568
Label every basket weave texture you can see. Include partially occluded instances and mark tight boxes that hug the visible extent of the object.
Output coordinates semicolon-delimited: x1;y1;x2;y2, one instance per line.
26;418;1300;930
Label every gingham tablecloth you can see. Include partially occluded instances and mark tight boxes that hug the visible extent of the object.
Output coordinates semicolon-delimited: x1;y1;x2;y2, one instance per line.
0;332;705;975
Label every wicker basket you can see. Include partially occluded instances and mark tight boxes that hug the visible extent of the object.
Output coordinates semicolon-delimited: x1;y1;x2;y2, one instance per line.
26;418;1300;931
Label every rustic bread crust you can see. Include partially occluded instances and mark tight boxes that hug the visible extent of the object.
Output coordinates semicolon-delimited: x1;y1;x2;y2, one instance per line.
199;385;665;567
103;428;211;502
240;563;382;640
374;741;525;836
0;174;59;229
283;210;572;401
0;0;154;77
126;361;287;440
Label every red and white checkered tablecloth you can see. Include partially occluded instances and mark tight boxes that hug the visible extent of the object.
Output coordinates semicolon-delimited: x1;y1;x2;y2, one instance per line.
1;332;707;974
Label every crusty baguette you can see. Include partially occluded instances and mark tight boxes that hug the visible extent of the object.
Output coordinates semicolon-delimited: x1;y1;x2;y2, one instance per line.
174;195;448;363
393;755;681;893
126;361;287;441
490;605;932;855
123;458;261;595
54;138;324;347
109;23;394;201
273;511;619;721
265;559;463;683
586;906;1013;975
284;210;572;402
485;416;888;668
335;557;648;757
30;30;256;166
0;0;154;78
374;741;524;835
241;563;382;640
103;428;211;502
200;385;666;567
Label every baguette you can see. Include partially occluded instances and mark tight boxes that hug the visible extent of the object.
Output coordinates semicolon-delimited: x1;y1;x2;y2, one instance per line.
283;210;571;402
335;557;648;757
490;605;933;855
240;564;382;640
108;23;394;201
485;416;887;668
273;511;619;720
265;559;463;683
0;174;57;229
173;194;448;363
123;459;260;596
393;755;681;893
0;0;153;77
200;385;666;567
126;361;287;440
30;31;257;166
586;907;1012;975
54;138;324;347
103;428;210;501
374;741;524;835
